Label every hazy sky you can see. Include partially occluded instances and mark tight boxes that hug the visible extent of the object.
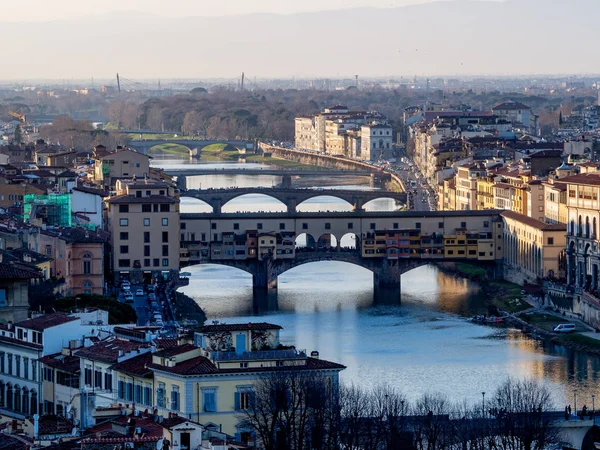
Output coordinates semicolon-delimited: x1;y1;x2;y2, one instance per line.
4;0;434;22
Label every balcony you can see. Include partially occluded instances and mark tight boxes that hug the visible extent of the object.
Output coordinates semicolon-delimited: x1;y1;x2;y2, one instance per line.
211;348;307;362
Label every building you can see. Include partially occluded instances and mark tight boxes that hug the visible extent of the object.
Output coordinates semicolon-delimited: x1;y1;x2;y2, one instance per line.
0;262;40;324
0;313;102;419
563;173;600;290
147;322;345;439
32;227;107;296
502;210;566;284
543;179;568;225
492;101;537;134
93;147;151;188
360;123;393;161
0;179;46;209
71;184;108;230
105;180;180;281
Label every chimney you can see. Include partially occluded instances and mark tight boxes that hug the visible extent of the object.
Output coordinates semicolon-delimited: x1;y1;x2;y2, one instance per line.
310;351;320;360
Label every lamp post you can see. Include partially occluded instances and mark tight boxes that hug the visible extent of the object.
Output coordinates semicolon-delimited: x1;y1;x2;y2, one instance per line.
573;389;578;417
482;392;486;418
593;395;596;424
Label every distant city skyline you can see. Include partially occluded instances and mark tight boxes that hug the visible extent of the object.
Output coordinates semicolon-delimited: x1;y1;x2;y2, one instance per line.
2;0;436;22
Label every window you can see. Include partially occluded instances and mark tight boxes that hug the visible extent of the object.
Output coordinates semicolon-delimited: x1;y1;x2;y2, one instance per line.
144;232;150;243
416;222;421;229
0;352;4;373
135;384;143;403
144;385;152;405
119;218;128;226
15;355;20;377
7;354;12;375
302;223;308;230
95;370;102;388
257;223;263;230
153;259;159;267
548;237;554;245
162;245;169;257
483;221;489;228
144;246;150;257
119;205;129;213
126;382;133;401
143;218;150;226
211;223;217;230
171;386;180;411
120;232;129;240
144;259;150;267
120;245;129;254
23;358;28;379
142;204;151;212
145;190;151;196
153;204;159;212
181;222;186;230
370;223;376;230
118;259;130;267
203;389;217;412
135;190;142;198
157;383;166;408
160;204;170;212
162;231;169;243
118;379;125;399
236;390;254;410
162;218;169;226
325;223;331;230
162;258;169;267
279;223;285;230
84;367;92;385
234;223;239;230
31;361;37;381
461;222;467;228
104;372;113;392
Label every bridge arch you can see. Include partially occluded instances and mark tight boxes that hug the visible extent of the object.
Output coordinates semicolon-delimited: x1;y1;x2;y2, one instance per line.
363;196;404;212
146;143;194;157
295;233;316;250
180;197;213;213
340;232;359;249
296;195;353;212
317;233;338;250
221;193;287;213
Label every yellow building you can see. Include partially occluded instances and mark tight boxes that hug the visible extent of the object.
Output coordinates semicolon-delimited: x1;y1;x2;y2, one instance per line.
501;210;566;284
145;323;344;438
477;176;496;210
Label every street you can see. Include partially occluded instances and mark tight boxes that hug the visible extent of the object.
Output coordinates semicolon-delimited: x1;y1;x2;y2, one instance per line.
387;158;436;212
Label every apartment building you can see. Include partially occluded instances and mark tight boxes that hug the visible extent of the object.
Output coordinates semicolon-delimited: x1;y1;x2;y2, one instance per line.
0;262;40;324
543;179;568;225
93;147;151;188
105;180;180;280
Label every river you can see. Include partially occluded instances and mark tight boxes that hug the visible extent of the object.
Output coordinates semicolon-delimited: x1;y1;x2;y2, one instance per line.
155;156;600;409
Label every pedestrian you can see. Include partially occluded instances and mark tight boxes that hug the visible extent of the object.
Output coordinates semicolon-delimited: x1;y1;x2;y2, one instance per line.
565;406;569;421
568;405;572;416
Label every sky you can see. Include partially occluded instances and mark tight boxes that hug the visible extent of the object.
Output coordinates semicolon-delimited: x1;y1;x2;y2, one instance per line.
3;0;435;22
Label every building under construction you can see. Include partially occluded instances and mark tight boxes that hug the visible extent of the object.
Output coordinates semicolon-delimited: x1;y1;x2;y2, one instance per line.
23;193;72;227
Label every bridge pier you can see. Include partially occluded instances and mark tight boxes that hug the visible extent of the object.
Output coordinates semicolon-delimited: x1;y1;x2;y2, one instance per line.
353;197;365;212
176;176;187;191
281;175;292;188
252;259;279;294
373;260;401;304
211;200;222;214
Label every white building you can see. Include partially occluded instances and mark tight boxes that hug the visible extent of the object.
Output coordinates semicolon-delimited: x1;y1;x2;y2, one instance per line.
361;123;393;161
71;185;108;229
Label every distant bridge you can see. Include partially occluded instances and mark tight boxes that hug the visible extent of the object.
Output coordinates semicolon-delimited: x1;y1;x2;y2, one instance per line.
179;209;504;300
128;139;251;156
164;167;379;178
181;187;406;213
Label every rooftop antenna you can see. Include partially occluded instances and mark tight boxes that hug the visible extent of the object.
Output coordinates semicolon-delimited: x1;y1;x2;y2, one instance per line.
355;75;359;89
241;72;245;91
116;73;121;93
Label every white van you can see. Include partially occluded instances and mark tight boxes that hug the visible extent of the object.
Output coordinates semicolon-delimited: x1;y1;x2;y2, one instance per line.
553;323;576;333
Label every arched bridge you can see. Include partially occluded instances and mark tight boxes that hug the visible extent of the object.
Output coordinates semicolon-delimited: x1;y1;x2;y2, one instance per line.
181;187;407;213
128;139;251;156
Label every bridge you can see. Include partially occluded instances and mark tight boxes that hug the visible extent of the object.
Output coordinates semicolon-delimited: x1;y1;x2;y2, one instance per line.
128;139;251;156
181;187;407;213
179;210;504;301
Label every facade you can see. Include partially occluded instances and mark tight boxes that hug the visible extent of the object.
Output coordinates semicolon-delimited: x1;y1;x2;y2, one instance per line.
105;180;180;279
564;174;600;290
0;262;40;324
0;179;46;209
502;210;566;284
360;123;393;161
543;179;568;225
491;101;536;134
93;148;151;187
71;185;108;230
32;227;107;296
147;322;345;441
526;180;546;223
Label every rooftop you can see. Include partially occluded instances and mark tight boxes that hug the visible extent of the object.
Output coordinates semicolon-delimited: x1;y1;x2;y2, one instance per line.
38;353;81;374
18;313;78;331
75;337;151;363
106;194;177;204
501;210;566;232
198;322;283;333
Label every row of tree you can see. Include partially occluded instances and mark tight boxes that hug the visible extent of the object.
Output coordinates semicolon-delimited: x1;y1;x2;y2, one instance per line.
239;374;563;450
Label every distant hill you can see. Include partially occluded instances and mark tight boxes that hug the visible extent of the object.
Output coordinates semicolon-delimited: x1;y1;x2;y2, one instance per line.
2;0;599;79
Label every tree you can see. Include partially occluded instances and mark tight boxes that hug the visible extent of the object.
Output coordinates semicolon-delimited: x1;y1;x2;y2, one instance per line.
14;125;22;144
489;378;562;450
238;371;339;450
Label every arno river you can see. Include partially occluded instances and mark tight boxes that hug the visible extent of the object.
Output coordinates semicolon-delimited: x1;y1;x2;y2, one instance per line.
155;157;600;409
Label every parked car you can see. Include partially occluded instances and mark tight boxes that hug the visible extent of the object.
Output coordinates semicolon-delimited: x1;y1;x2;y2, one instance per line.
135;289;144;296
553;323;576;333
124;293;134;302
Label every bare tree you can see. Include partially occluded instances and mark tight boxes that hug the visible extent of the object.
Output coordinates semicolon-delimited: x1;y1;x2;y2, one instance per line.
489;377;562;450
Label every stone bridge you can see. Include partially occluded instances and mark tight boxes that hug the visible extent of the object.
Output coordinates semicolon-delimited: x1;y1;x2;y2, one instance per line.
181;187;407;213
128;139;251;156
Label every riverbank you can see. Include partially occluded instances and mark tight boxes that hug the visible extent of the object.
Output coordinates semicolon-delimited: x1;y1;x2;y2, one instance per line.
201;144;319;169
172;291;207;329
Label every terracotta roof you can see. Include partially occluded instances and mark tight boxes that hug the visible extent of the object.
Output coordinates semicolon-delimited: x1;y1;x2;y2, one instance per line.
501;211;566;231
109;352;153;377
149;356;345;376
529;150;562;158
154;344;197;358
198;322;282;333
0;262;41;279
156;338;179;349
0;335;42;350
18;313;78;331
75;338;151;363
561;173;600;186
39;353;80;374
27;414;75;436
106;194;177;204
492;101;531;111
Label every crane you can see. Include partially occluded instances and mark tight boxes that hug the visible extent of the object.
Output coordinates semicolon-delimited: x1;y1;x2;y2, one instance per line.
8;110;26;123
